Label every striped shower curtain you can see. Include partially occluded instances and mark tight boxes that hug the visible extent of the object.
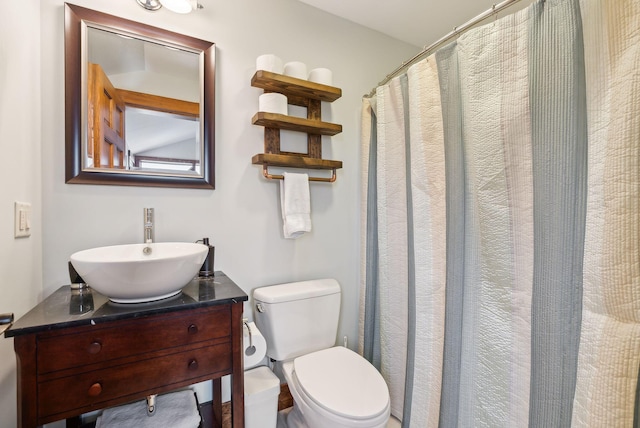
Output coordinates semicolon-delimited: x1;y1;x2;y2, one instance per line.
359;0;640;427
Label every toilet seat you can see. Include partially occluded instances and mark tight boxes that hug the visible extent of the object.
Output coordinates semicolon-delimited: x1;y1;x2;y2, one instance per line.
292;346;389;421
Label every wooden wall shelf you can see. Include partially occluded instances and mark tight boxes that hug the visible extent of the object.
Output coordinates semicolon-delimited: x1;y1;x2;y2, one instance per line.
251;70;342;102
252;153;342;170
251;112;342;136
251;70;343;182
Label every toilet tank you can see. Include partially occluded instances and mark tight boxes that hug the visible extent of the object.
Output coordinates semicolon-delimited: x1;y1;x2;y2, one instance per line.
253;279;341;361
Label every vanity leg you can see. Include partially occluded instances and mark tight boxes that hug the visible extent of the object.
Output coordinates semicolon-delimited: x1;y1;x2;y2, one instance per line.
212;378;222;427
230;302;245;428
14;335;38;428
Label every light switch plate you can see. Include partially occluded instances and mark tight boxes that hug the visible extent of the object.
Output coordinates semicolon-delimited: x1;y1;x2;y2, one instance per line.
14;201;31;238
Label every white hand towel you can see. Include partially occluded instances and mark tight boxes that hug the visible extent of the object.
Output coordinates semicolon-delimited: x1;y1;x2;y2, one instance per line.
280;172;311;239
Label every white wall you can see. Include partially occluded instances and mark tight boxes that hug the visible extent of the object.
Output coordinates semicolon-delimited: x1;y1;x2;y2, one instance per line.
0;1;43;427
2;0;417;425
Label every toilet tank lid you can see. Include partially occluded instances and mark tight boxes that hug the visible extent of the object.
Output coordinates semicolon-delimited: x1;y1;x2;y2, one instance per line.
253;279;340;304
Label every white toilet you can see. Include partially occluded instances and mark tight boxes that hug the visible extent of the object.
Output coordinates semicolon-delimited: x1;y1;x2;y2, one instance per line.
253;279;390;428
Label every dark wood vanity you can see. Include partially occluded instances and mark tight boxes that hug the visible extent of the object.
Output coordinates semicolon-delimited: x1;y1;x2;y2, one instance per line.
5;272;247;428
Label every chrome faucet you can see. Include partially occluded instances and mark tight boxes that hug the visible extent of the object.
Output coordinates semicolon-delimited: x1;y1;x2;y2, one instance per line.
143;208;154;244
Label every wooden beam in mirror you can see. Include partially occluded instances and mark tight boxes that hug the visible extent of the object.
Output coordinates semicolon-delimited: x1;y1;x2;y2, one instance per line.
65;3;215;189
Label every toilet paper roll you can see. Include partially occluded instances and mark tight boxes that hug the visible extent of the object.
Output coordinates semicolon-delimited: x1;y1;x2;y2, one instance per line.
258;93;288;115
256;54;283;74
308;68;333;86
283;61;308;80
243;321;267;369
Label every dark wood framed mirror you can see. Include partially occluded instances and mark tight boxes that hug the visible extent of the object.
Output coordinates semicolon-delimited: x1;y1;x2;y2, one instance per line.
65;3;215;189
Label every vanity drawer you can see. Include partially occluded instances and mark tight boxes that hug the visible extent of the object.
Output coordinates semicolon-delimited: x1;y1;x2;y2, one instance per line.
37;305;230;374
38;341;232;420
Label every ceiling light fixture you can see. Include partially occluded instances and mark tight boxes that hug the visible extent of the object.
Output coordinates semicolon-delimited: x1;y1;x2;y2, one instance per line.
136;0;203;14
136;0;162;11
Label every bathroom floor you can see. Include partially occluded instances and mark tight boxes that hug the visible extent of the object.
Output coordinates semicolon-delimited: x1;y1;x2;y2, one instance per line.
217;405;401;428
387;416;402;427
217;404;401;428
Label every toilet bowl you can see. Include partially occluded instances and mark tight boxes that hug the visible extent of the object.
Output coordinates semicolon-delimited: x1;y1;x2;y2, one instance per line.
253;279;391;428
282;347;390;428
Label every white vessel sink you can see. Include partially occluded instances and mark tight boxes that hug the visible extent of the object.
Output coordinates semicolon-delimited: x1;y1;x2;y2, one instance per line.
70;242;208;303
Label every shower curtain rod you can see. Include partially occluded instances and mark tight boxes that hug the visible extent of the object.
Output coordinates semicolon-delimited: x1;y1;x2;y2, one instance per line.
365;0;526;98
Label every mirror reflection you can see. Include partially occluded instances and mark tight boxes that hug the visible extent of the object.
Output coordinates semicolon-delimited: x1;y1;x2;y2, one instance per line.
86;27;201;175
65;4;215;188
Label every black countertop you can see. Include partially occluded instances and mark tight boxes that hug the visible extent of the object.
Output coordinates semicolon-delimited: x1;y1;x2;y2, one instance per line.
5;271;248;337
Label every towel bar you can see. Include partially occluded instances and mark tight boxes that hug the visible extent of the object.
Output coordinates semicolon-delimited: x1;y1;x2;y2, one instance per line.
262;165;336;183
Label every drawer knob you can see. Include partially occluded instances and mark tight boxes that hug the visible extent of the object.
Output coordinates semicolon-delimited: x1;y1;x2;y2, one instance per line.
188;359;199;370
188;324;198;334
88;382;102;397
88;341;102;354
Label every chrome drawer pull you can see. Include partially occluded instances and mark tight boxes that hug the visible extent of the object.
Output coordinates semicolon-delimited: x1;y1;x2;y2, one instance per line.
87;341;102;354
88;382;102;397
187;324;198;334
146;394;157;416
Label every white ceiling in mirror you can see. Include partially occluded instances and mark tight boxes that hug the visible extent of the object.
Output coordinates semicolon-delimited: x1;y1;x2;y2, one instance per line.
125;107;199;155
87;27;199;102
296;0;532;47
